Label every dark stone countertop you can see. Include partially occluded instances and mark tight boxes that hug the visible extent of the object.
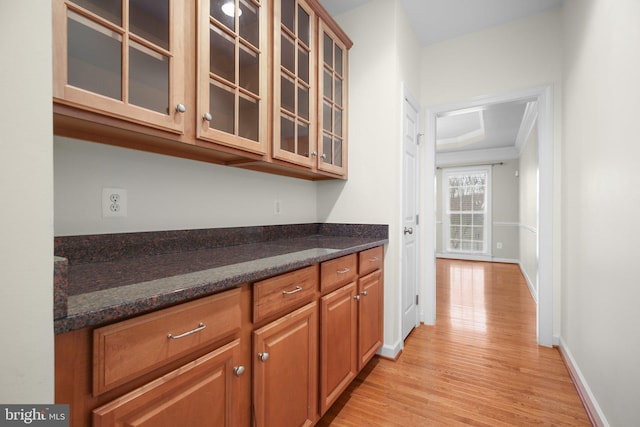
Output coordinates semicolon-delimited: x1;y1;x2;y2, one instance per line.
54;223;388;334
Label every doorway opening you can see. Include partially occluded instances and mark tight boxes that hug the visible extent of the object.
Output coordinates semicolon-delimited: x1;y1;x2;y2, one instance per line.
422;86;554;346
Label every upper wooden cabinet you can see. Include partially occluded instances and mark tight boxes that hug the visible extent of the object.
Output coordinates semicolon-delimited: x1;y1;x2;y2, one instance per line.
317;20;348;176
273;0;316;168
52;0;186;133
197;0;268;155
52;0;352;180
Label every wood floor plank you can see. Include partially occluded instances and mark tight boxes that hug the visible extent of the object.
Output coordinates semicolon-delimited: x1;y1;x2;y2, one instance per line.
318;259;591;426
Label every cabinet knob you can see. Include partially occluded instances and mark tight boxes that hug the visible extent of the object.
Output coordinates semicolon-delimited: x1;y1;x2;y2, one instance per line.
258;352;270;362
321;153;327;160
311;151;318;157
361;290;368;296
203;112;212;121
176;103;187;113
233;365;245;377
403;227;414;235
354;295;360;301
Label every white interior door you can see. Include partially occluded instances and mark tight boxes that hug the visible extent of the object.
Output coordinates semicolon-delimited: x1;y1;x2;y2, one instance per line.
402;90;420;340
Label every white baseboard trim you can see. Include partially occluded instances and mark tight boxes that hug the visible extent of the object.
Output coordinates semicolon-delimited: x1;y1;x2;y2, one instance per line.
558;337;609;427
518;262;538;303
378;339;403;360
491;257;519;264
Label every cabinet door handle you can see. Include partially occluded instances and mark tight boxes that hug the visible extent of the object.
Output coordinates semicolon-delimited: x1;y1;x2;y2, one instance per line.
175;103;187;113
258;352;270;362
337;267;350;274
233;366;245;377
369;257;379;262
354;295;360;301
282;285;303;295
361;291;368;296
167;322;206;339
203;112;212;121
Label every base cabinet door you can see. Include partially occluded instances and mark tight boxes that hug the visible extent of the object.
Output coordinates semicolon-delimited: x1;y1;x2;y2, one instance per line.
319;282;358;415
253;302;318;427
92;339;243;427
358;270;383;370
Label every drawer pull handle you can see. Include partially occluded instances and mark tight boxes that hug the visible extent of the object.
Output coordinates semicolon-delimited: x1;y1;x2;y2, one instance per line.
369;257;379;262
167;322;206;339
337;267;350;274
282;286;303;295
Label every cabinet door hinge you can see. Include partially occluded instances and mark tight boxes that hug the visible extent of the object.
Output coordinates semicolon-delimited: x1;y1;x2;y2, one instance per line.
415;295;419;305
416;214;419;225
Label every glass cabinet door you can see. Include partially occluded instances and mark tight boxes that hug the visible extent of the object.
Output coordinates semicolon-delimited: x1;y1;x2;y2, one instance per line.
273;0;316;167
317;21;347;176
197;0;267;155
53;0;185;133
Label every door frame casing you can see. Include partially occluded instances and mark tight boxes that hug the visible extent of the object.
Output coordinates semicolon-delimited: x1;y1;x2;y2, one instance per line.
422;85;554;347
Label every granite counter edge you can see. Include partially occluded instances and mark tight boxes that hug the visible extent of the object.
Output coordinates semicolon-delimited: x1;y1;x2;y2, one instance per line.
54;239;387;334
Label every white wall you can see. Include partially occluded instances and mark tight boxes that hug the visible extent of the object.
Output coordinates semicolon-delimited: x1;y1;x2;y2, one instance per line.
421;8;564;337
519;123;538;297
318;0;421;357
562;1;640;424
54;137;317;235
0;2;54;402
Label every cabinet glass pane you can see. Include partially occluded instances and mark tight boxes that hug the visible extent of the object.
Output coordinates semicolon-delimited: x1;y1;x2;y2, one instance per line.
280;115;295;153
298;122;309;156
335;45;343;75
298;6;309;46
239;0;259;47
281;0;294;32
334;138;343;167
239;45;259;94
281;75;295;113
71;0;121;25
322;134;332;164
281;34;295;74
334;108;342;136
129;41;169;114
298;86;309;120
323;101;331;132
209;82;235;134
298;47;309;83
323;68;332;100
130;0;169;50
323;33;332;68
210;25;235;82
67;12;122;101
211;0;235;31
239;95;259;141
335;77;343;106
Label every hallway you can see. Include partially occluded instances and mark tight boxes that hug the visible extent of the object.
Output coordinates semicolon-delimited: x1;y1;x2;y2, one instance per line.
319;259;591;426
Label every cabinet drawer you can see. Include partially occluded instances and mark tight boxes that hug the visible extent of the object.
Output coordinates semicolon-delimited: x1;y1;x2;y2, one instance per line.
321;254;357;293
359;246;383;276
93;288;241;395
253;265;318;324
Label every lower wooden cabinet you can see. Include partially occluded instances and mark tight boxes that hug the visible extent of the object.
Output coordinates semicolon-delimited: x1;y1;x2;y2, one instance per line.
319;282;358;414
358;269;384;370
253;302;318;427
93;339;243;427
55;246;384;427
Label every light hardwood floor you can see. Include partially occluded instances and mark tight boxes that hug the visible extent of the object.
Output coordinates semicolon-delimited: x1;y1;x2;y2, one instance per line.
318;259;591;426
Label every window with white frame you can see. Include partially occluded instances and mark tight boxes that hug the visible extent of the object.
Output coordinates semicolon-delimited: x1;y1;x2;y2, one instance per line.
442;166;491;254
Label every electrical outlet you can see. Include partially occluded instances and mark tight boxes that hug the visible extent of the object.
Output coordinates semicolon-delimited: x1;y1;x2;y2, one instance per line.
274;199;281;215
496;242;503;249
102;188;127;218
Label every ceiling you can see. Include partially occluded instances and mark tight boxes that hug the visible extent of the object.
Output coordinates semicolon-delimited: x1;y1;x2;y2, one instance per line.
318;0;559;163
318;0;563;46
